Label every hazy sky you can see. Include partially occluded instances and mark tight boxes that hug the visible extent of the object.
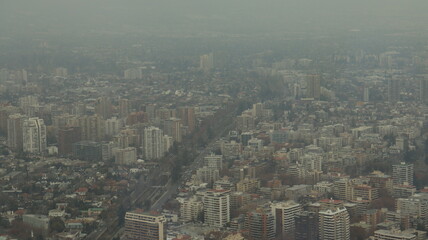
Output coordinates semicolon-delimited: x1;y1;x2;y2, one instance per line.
1;0;428;36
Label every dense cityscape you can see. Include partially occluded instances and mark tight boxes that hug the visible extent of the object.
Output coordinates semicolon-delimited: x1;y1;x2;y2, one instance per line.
1;1;428;240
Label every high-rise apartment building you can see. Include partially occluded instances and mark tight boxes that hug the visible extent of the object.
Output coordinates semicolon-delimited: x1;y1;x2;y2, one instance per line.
114;147;137;165
295;211;319;240
180;197;203;223
388;78;400;102
125;211;166;240
393;162;414;186
23;117;47;154
163;135;173;153
0;106;20;136
395;193;428;220
204;154;223;170
105;117;123;137
245;208;275;240
78;115;105;142
177;107;196;133
334;178;353;201
196;167;220;184
363;85;370;102
58;127;81;155
271;201;302;238
143;126;164;160
95;97;113;119
236;114;256;132
114;128;141;149
236;178;260;193
119;99;130;118
318;208;350;240
204;189;230;227
52;114;79;133
200;53;214;72
306;75;321;99
163;118;182;143
7;114;26;152
419;76;428;104
72;141;103;161
252;103;264;118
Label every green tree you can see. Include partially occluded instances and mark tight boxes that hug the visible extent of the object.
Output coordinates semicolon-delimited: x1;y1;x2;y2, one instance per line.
49;217;65;233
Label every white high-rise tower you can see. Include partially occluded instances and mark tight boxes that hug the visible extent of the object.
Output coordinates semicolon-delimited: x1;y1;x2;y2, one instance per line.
23;117;47;154
143;126;164;160
319;208;350;240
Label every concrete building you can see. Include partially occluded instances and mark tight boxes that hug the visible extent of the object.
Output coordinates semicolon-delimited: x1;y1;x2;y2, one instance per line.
248;138;263;152
204;189;230;227
373;229;416;240
95;97;113;119
180;197;203;223
388;78;400;102
204;154;223;170
318;208;350;240
196;167;220;184
364;85;370;102
58;127;81;156
236;178;260;193
306;75;321;99
119;98;130;118
319;199;344;211
271;201;302;237
221;140;243;158
295;211;319;240
114;128;140;149
163;135;173;153
245;208;275;240
236;114;256;132
23;214;50;232
200;53;214;72
78;114;105;141
125;211;166;240
7;113;26;152
23;117;47;154
177;107;196;133
393;162;414;186
72;141;103;161
163;118;182;143
105;117;123;137
395;193;428;221
419;76;428;104
334;178;352;201
114;147;137;165
143;126;164;160
252;103;264;119
353;185;379;201
19;95;39;110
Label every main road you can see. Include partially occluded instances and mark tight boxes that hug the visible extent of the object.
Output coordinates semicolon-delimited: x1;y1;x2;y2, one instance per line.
99;100;240;239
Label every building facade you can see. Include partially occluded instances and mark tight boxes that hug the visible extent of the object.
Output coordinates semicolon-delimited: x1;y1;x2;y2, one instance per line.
22;117;47;154
393;162;414;186
143;126;164;160
318;208;350;240
204;189;230;227
125;211;166;240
